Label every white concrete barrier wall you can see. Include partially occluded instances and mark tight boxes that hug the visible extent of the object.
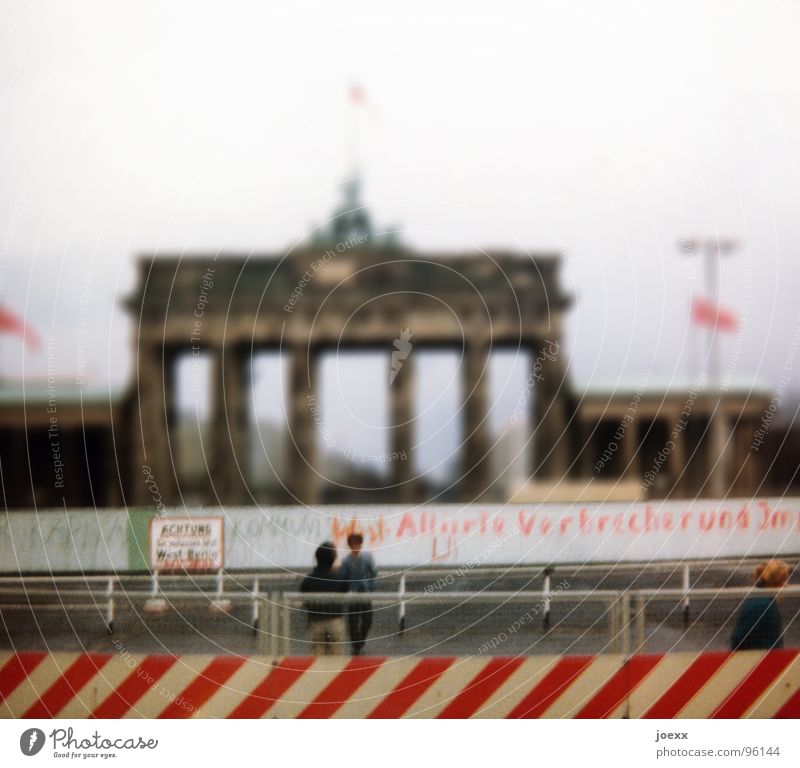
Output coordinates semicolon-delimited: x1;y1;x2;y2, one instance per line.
0;509;128;572
2;498;800;572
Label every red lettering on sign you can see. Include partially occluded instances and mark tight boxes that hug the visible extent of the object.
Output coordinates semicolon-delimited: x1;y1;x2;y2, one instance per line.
396;513;418;538
332;517;388;544
699;511;715;531
736;505;749;529
757;501;771;530
768;509;791;530
332;518;358;542
518;511;536;536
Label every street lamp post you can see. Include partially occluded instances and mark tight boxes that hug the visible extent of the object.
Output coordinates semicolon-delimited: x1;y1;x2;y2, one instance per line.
680;237;738;498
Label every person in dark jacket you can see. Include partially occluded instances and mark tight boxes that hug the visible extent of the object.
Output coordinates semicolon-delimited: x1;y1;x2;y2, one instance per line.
730;559;790;651
300;541;349;655
339;532;377;655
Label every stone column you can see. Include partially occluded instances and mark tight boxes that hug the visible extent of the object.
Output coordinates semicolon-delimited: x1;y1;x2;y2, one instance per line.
736;418;764;496
286;345;320;504
730;423;747;497
743;418;760;494
743;420;759;495
211;343;249;505
708;401;730;498
131;344;176;507
669;417;687;497
462;341;491;500
390;348;415;501
105;426;123;507
532;340;569;481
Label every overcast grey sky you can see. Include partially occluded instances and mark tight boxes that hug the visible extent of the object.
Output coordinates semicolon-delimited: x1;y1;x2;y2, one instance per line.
2;0;800;434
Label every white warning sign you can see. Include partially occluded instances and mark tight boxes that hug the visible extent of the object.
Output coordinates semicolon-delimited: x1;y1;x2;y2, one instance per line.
149;516;224;572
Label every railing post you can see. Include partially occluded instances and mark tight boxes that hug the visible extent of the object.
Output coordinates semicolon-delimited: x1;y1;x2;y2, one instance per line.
269;594;279;656
210;568;232;614
620;591;631;656
252;578;260;633
263;591;270;654
106;577;115;634
398;573;406;635
682;564;691;628
542;567;552;631
609;594;619;651
634;592;646;652
282;597;292;656
144;570;167;614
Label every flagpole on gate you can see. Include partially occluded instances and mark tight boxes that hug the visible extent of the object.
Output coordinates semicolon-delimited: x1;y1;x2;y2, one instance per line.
347;83;366;177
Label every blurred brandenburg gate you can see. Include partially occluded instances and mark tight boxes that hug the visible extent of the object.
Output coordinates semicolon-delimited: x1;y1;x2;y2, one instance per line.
128;213;572;507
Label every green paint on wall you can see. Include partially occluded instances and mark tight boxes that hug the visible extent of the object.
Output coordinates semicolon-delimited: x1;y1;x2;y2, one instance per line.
127;508;153;572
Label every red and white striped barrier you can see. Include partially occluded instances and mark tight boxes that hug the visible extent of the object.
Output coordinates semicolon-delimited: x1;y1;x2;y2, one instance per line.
1;650;799;719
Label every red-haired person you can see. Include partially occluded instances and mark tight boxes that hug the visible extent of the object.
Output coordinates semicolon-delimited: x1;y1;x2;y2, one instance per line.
730;559;790;651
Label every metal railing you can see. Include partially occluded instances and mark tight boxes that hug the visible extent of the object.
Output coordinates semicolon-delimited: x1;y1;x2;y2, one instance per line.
277;588;625;656
0;561;798;656
275;585;800;656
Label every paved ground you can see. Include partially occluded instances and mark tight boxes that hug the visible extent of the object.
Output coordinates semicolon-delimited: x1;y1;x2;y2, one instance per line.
2;564;798;657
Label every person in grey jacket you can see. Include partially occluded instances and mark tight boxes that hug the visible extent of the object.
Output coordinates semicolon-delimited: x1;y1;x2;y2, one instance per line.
339;532;377;655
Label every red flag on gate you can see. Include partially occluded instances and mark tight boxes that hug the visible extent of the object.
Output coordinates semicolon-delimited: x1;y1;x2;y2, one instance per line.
0;306;41;349
348;83;366;105
691;296;739;332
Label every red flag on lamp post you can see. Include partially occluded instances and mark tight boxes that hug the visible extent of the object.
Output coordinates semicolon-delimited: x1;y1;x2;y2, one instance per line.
347;82;379;118
0;306;41;349
691;296;739;332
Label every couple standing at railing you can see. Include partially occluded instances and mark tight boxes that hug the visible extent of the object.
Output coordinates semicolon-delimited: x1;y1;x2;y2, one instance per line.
299;533;378;656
